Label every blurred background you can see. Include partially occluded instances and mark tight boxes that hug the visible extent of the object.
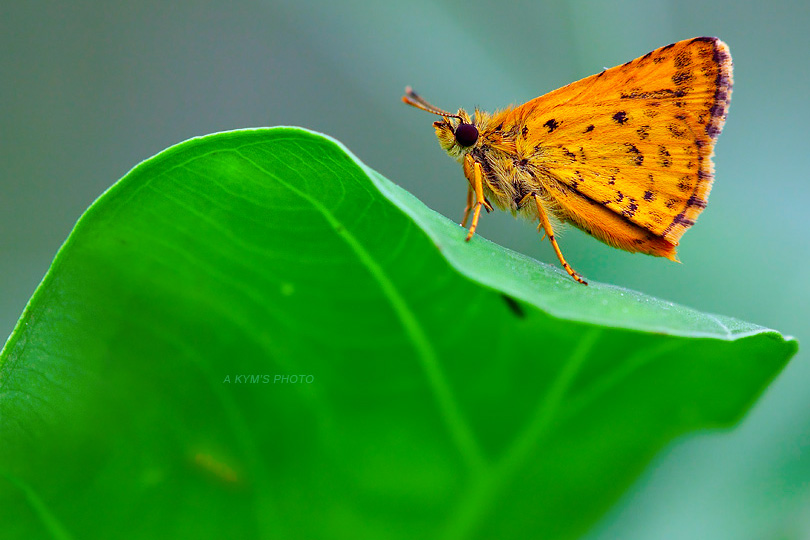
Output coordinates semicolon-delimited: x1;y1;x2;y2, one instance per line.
2;0;808;537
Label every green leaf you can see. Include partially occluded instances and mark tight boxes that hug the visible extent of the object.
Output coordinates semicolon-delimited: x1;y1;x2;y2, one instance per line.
0;127;797;540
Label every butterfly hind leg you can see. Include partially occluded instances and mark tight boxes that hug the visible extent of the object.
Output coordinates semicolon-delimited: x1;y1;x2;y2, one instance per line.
531;194;588;285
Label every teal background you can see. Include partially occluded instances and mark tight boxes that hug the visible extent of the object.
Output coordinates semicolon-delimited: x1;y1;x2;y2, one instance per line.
1;1;807;538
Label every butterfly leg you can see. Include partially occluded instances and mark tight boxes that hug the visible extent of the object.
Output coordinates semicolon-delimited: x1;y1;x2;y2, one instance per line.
533;195;588;285
461;185;473;228
462;183;493;228
463;155;486;241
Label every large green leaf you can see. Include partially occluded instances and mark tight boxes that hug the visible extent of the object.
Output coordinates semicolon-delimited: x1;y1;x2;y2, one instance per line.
0;128;796;540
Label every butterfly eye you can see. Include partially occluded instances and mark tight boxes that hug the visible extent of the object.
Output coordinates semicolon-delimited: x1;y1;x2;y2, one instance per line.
454;122;479;147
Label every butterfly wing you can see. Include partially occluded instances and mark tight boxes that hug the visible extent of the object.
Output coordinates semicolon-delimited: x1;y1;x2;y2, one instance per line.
510;37;732;249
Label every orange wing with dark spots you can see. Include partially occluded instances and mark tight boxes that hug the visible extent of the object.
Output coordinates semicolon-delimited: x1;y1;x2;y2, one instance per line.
507;37;733;247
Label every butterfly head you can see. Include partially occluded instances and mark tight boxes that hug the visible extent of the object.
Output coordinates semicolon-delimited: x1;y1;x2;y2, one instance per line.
402;87;479;158
432;110;477;153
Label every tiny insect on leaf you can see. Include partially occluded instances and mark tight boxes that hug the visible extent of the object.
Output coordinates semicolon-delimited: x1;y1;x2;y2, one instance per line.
403;37;733;285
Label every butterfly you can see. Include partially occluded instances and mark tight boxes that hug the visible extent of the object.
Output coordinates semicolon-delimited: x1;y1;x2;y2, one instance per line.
403;37;733;285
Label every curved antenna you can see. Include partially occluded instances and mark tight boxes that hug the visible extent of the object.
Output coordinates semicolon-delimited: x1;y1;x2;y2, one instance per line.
402;86;461;119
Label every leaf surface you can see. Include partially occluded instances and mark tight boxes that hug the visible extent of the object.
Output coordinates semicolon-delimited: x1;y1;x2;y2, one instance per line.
0;128;796;540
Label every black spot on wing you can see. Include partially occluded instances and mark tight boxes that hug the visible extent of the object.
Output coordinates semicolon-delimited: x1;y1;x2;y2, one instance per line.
658;145;672;167
687;195;707;208
636;125;650;139
612;111;629;125
625;143;643;165
672;70;693;86
672;212;695;227
622;200;639;218
621;89;676;100
674;50;692;69
668;124;686;139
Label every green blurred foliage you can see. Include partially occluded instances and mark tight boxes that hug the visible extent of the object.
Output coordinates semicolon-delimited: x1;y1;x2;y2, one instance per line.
1;1;809;538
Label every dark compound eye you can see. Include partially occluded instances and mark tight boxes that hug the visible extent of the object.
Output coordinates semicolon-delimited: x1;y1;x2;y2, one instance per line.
454;122;479;147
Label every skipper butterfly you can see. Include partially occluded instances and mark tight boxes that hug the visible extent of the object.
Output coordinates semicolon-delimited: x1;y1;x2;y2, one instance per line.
404;37;733;285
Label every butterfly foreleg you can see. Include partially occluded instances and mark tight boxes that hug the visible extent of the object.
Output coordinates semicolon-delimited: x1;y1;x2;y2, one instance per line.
463;154;489;241
532;194;588;285
461;173;492;229
461;185;472;228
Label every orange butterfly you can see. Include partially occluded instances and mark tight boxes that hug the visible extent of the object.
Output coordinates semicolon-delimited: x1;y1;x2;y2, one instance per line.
404;37;733;285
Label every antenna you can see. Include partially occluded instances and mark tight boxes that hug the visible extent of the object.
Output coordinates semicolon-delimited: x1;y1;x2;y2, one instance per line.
401;87;461;119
